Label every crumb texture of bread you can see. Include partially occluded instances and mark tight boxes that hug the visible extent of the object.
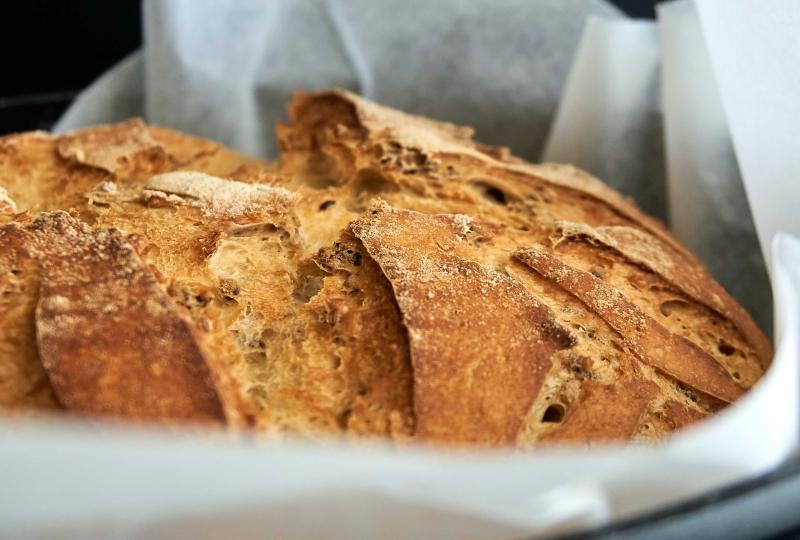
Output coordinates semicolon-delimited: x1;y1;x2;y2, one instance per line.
0;90;772;447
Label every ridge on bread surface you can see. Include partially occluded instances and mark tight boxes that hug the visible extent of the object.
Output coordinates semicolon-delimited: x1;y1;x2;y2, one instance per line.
0;90;770;446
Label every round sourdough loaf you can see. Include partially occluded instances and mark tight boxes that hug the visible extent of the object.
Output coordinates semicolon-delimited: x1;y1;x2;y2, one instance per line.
0;91;771;447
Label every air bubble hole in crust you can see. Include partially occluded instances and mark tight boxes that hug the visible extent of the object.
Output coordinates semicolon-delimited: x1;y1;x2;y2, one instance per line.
292;275;324;303
659;299;688;317
718;341;736;356
353;169;399;195
541;403;565;423
470;180;516;205
484;186;507;205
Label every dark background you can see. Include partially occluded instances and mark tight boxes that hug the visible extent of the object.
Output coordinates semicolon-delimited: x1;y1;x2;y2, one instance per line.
0;0;656;133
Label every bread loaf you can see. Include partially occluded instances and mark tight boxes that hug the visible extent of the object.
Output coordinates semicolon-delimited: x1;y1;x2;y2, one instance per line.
0;91;771;447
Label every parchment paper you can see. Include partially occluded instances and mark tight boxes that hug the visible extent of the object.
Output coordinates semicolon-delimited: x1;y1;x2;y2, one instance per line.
58;0;621;162
658;0;771;334
694;0;800;274
542;18;666;222
4;0;799;537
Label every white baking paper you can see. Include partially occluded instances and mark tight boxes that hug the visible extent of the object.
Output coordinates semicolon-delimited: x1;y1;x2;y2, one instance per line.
542;18;666;222
657;0;772;334
4;0;800;537
694;0;800;274
59;0;622;163
542;10;771;332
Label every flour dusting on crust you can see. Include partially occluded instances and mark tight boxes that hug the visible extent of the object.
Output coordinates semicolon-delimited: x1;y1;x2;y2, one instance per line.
144;171;296;218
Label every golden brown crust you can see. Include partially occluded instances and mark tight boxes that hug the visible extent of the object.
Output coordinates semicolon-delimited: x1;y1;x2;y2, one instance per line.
57;118;169;174
0;129;106;215
352;204;572;445
83;172;411;437
553;221;772;368
285;89;690;257
541;375;659;445
0;90;770;446
515;246;744;403
279;90;767;443
32;212;226;424
0;223;60;411
0;121;271;424
0;120;262;216
147;125;265;175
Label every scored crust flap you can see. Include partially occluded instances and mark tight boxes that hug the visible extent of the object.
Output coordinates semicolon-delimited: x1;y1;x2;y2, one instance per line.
57;118;169;174
0;223;60;410
515;246;745;403
30;212;233;424
541;373;659;444
351;203;575;445
284;89;691;258
552;221;772;368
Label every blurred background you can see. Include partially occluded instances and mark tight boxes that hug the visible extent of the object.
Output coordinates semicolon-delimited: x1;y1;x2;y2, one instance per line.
1;0;656;134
